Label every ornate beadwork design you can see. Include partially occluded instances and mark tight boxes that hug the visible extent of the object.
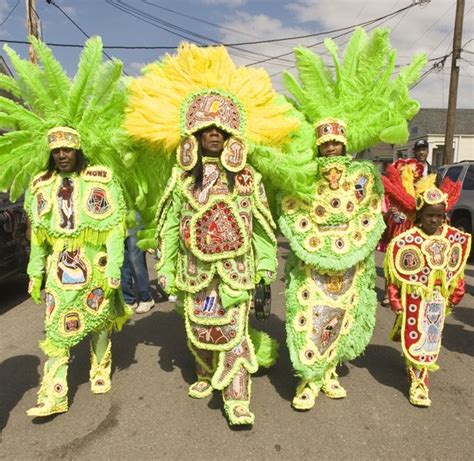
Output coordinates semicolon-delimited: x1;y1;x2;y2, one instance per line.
57;177;75;230
45;291;56;321
85;287;105;313
56;249;89;288
311;305;346;356
37;192;48;217
60;311;84;336
190;200;247;261
177;136;198;171
278;157;383;271
184;92;242;135
221;137;247;172
422;238;449;269
86;187;111;216
386;225;471;367
235;167;254;196
310;266;356;299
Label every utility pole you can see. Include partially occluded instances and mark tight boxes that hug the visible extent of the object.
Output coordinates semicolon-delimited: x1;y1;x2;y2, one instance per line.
25;0;41;63
444;0;465;164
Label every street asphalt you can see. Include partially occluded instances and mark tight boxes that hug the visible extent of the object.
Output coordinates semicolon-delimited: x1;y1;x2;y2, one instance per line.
0;242;473;460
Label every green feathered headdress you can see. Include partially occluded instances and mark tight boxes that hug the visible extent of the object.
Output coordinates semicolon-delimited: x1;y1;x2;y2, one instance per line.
0;36;134;207
283;27;427;154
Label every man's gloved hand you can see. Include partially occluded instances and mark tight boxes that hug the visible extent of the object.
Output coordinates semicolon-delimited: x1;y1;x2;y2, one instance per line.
28;276;42;304
256;271;276;286
104;277;121;298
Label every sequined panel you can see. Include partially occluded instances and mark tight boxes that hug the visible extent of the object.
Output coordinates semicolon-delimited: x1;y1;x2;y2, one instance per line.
185;93;241;133
408;290;445;364
194;201;244;255
223;366;249;401
45;292;56;318
310;267;356;300
215;336;253;387
191;284;227;320
311;305;346;355
86;187;110;215
57;177;75;230
235;167;254;195
64;312;81;332
57;249;88;286
37;192;47;216
190;309;239;345
86;287;105;312
422;239;449;269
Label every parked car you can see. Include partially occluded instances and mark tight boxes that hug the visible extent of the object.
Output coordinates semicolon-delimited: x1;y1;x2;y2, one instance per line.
0;193;29;282
437;161;474;240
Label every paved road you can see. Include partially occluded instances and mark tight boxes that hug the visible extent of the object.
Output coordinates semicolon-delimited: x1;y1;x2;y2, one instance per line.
1;244;473;460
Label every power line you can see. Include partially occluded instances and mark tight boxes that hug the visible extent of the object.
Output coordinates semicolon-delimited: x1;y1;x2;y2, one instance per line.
138;0;274;44
0;2;428;53
268;2;418;77
0;0;20;27
45;0;128;75
246;1;419;67
105;0;294;65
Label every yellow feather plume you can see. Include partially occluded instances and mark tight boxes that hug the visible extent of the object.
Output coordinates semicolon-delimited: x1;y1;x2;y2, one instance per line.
125;43;299;153
415;174;438;196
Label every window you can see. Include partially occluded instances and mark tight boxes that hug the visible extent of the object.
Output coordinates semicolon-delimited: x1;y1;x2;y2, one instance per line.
444;166;463;182
462;165;474;190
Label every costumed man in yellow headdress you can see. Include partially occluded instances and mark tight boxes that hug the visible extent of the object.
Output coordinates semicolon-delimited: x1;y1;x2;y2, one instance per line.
124;43;298;425
384;172;470;407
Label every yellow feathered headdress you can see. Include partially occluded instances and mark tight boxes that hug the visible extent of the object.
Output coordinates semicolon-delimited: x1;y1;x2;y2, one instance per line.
125;43;299;172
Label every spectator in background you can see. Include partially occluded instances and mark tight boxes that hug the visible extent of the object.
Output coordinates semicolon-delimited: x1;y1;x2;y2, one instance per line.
413;139;436;175
121;213;155;314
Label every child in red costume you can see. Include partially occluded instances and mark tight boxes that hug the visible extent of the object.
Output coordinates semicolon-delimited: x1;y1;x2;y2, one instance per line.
384;174;470;407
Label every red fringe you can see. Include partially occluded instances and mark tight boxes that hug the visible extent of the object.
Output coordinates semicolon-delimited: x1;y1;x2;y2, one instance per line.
382;164;416;213
439;177;462;212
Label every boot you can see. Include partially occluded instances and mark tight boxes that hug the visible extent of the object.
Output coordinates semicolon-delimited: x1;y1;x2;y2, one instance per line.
292;379;319;410
90;334;112;394
321;366;347;399
188;347;215;399
27;355;69;417
223;367;254;425
408;366;431;407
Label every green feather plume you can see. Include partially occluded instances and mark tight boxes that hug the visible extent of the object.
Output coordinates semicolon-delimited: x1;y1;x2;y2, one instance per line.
284;27;427;154
0;37;135;206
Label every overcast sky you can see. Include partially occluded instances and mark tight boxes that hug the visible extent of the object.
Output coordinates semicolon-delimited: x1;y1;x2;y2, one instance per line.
0;0;473;109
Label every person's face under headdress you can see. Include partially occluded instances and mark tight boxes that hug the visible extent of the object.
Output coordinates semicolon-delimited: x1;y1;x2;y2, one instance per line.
51;147;77;173
418;202;445;235
199;126;227;157
318;140;345;158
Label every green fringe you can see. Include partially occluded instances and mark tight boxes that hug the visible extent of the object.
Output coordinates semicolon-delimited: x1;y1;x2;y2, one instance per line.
248;327;279;368
39;339;69;358
35;225;122;250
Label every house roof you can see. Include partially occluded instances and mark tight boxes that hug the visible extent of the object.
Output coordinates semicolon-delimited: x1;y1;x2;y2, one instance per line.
409;108;474;136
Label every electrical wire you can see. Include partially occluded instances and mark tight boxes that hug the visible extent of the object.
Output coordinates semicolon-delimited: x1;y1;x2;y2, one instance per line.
105;0;294;65
0;2;427;53
45;0;129;75
246;1;419;67
138;0;272;43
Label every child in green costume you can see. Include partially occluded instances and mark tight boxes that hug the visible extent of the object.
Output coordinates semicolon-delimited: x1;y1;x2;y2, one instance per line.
0;38;132;417
265;27;427;410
